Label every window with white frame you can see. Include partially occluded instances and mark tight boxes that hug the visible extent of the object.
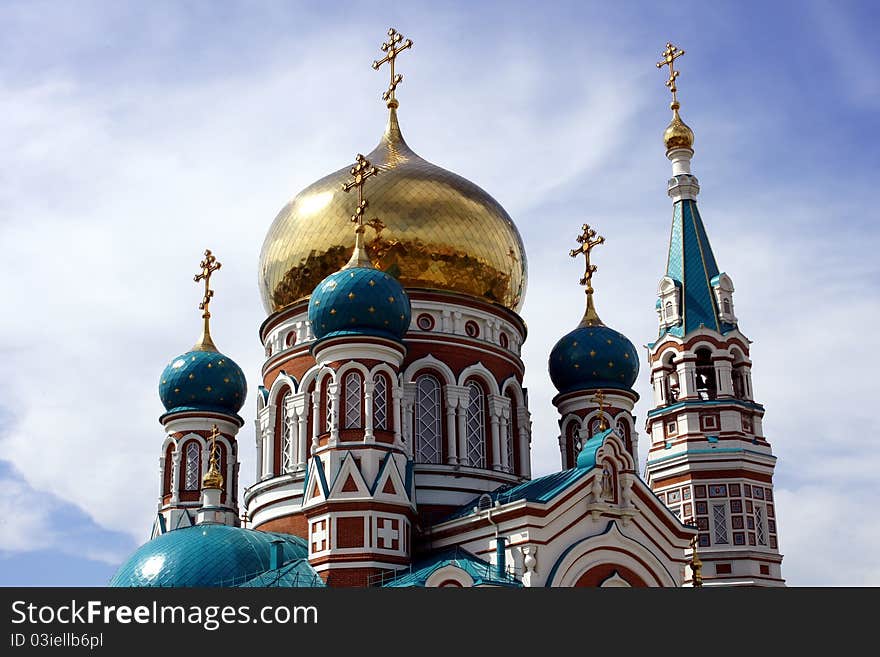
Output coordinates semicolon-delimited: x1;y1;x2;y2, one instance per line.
184;441;200;491
712;503;729;544
505;414;514;473
344;373;362;429
415;375;442;464
465;382;486;468
280;395;292;473
373;375;388;431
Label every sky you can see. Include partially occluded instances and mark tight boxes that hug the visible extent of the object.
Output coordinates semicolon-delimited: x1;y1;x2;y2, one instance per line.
0;0;878;586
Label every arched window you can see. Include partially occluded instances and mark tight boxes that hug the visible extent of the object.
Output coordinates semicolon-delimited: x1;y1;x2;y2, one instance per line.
163;444;173;496
344;372;362;429
415;375;442;464
183;441;201;491
616;417;631;454
723;298;731;315
695;348;717;400
565;422;580;469
465;381;486;468
373;374;388;431
280;392;293;474
664;301;673;319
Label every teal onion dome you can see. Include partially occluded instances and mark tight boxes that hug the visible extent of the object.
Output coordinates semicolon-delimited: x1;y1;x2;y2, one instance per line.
308;266;411;343
159;348;247;418
548;323;639;394
109;525;323;587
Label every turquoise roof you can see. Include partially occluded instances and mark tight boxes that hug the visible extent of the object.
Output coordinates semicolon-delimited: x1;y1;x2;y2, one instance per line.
109;525;313;587
159;349;247;419
646;398;764;418
308;266;411;344
660;199;736;338
446;428;614;522
382;547;522;587
548;323;639;394
238;559;325;587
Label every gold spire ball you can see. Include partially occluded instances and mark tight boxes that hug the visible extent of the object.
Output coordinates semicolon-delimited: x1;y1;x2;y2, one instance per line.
569;223;605;328
193;249;222;351
656;42;694;153
257;27;527;314
202;424;224;490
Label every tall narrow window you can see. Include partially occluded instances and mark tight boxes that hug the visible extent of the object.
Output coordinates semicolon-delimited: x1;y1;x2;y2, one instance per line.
712;503;729;544
465;382;486;468
184;441;200;491
505;415;514;473
415;375;441;464
323;380;332;432
373;375;388;431
695;348;718;400
280;395;292;473
755;506;767;546
344;372;362;429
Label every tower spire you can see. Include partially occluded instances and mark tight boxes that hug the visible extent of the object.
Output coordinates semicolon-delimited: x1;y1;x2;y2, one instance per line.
192;249;221;351
372;27;413;110
569;223;605;327
341;153;380;269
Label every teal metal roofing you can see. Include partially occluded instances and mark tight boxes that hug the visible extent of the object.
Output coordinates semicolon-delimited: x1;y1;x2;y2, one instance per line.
109;525;309;587
445;428;613;522
238;559;325;587
382;546;522;587
646;398;765;418
660;199;735;338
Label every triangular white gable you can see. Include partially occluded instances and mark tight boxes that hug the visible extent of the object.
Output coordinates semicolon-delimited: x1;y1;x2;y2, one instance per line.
373;455;410;504
303;457;328;506
328;452;370;499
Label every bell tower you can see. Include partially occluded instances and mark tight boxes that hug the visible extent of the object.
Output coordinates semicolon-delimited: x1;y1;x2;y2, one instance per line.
644;43;783;586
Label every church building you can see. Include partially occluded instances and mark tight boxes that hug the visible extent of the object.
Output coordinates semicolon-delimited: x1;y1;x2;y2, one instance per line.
110;34;784;588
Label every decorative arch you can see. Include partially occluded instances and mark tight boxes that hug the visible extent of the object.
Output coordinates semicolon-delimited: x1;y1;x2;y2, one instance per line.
500;376;525;407
403;354;455;386
424;565;475;588
413;373;443;464
458;363;500;396
274;384;293;476
560;414;581;469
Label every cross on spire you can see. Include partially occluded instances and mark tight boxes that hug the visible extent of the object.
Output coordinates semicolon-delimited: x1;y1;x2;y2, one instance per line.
192;249;222;351
656;42;686;108
591;390;608;432
341;154;379;268
372;27;413;109
570;224;606;327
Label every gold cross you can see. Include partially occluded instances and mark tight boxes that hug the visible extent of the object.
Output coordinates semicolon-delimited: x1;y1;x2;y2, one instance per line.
569;223;605;295
372;27;413;108
656;42;685;106
202;423;224;489
208;424;220;465
194;249;221;320
591;390;608;431
342;154;379;233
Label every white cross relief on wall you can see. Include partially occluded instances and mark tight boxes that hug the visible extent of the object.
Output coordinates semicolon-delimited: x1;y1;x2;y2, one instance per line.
311;521;328;552
377;518;399;549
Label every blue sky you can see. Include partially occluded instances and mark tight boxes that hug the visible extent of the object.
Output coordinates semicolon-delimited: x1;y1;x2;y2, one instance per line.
0;1;878;586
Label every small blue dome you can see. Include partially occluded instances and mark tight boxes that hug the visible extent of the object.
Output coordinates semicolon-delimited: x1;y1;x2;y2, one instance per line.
548;323;639;394
109;525;317;587
308;266;411;343
159;349;247;418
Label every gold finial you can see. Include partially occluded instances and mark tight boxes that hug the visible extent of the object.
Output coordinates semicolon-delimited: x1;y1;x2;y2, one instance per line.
591;390;608;432
192;249;221;351
341;154;379;268
689;535;703;588
372;27;413;109
569;223;605;327
656;42;694;152
202;424;224;490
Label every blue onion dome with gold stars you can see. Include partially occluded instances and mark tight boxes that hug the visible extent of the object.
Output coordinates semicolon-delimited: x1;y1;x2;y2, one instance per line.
159;347;247;419
308;265;411;344
549;224;639;394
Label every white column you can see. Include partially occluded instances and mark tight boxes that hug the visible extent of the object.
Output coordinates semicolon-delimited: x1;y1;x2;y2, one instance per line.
445;396;458;465
675;354;698;399
499;413;510;473
364;379;375;442
392;385;403;449
402;383;416;459
170;448;181;505
517;407;532;478
253;419;263;480
263;425;274;479
441;309;452;333
293;392;309;469
489;412;502;471
652;370;664;406
456;404;468;465
327;381;339;445
157;455;166;507
311;390;321;452
744;367;755;401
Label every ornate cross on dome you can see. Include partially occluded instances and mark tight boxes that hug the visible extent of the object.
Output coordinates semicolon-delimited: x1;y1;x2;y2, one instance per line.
372;27;413;109
656;42;685;107
591;390;608;432
341;154;379;268
570;223;605;327
202;423;224;489
192;249;221;351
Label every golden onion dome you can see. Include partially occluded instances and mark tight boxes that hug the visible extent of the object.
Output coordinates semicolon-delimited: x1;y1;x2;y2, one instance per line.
663;101;694;152
258;109;528;314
